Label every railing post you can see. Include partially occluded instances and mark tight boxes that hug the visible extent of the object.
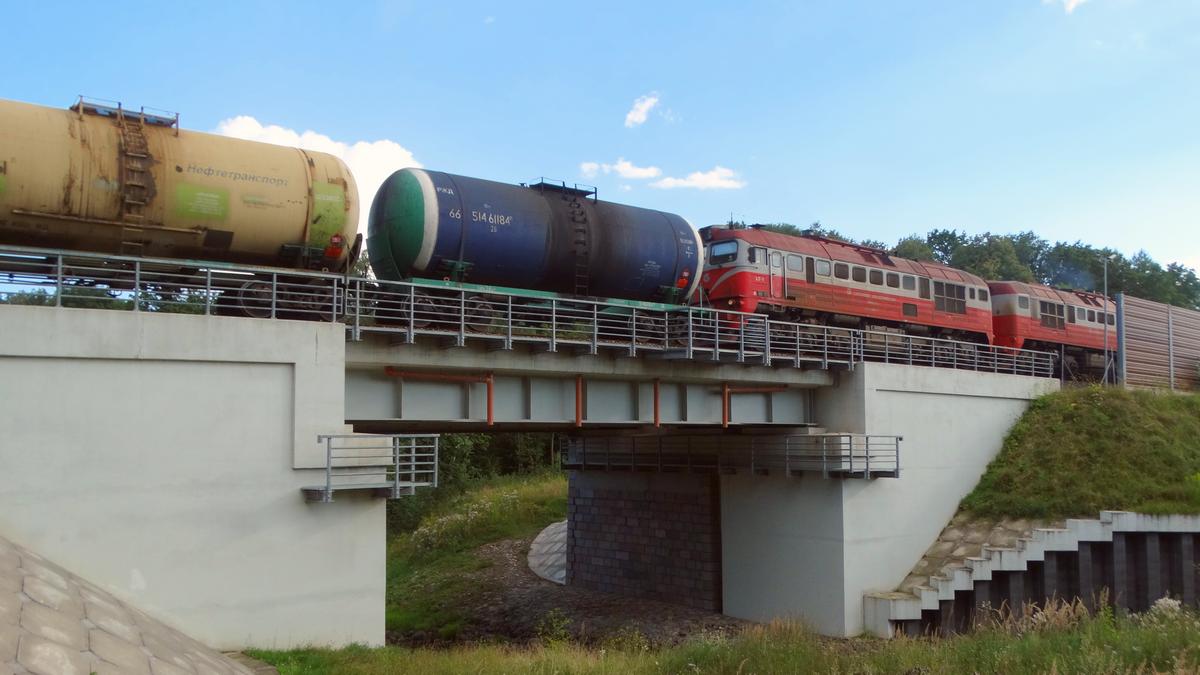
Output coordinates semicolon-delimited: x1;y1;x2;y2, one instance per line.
133;260;141;312
549;299;557;353
629;309;637;358
352;279;362;341
458;290;466;347
392;436;402;499
591;304;599;355
504;295;513;350
270;273;277;319
685;309;694;360
433;437;440;487
406;285;415;344
55;255;63;307
204;268;212;315
323;436;333;504
737;317;745;363
330;278;339;323
762;319;772;366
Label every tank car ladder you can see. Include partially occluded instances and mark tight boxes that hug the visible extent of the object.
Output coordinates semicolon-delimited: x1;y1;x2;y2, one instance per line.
568;195;591;296
115;106;151;227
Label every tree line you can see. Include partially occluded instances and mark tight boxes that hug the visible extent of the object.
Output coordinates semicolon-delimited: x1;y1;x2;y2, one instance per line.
755;222;1200;311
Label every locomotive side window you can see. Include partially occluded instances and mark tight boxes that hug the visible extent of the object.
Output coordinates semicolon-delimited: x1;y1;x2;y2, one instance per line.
886;272;900;288
815;260;831;276
919;278;931;299
903;276;916;291
770;252;783;268
852;267;866;283
834;263;849;279
749;247;767;264
934;282;967;314
708;240;738;265
1018;296;1030;310
1067;306;1076;323
1039;301;1066;329
970;288;976;300
1088;309;1096;322
869;269;883;285
1106;313;1115;325
979;289;989;301
786;255;803;272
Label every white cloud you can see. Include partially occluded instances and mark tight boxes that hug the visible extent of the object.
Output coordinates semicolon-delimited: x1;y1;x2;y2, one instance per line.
650;166;746;190
624;93;660;128
484;15;495;24
579;158;662;180
1044;0;1089;14
619;185;632;192
215;116;420;235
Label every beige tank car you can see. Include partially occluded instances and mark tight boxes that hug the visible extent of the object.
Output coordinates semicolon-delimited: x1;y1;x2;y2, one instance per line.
0;97;359;271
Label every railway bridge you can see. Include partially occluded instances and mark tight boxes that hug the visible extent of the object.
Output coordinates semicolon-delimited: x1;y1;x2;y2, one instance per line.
0;247;1060;647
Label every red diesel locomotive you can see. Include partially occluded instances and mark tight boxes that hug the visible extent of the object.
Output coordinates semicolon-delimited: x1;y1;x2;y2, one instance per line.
989;280;1117;373
698;225;994;343
697;224;1117;374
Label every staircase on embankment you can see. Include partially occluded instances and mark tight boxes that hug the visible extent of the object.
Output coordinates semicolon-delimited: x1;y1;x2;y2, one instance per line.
865;511;1200;637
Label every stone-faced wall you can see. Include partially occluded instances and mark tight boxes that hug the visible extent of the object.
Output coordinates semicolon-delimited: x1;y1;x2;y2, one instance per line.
566;471;721;611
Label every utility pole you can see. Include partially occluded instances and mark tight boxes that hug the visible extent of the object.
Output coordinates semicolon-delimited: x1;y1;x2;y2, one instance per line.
1102;255;1110;385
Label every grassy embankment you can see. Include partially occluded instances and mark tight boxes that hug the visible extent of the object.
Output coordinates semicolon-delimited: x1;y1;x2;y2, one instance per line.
383;471;566;640
961;386;1200;519
258;605;1200;674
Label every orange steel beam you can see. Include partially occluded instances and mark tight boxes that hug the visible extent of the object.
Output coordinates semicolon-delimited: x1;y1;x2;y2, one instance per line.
721;383;788;428
575;375;584;427
384;367;494;426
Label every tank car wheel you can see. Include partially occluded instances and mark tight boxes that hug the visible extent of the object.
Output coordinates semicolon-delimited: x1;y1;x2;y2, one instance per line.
401;289;438;329
464;294;503;333
235;280;275;319
279;280;337;321
633;310;666;344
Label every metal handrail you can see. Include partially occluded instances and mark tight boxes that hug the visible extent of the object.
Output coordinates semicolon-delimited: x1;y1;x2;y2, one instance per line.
311;433;439;503
0;244;1058;378
560;433;902;478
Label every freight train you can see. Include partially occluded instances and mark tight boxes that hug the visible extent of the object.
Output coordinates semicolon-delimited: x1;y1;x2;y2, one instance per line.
0;96;1117;374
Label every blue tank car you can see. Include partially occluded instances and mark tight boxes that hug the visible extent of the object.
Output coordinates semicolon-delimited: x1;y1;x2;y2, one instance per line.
367;169;702;303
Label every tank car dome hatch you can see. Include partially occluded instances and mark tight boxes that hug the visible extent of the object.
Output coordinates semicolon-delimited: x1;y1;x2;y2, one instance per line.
367;168;703;304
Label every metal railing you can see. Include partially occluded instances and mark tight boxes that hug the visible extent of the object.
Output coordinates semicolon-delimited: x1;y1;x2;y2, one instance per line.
0;245;1056;377
561;433;901;478
303;433;439;503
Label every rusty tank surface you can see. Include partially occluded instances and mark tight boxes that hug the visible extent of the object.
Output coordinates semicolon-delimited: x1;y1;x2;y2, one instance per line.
0;97;359;271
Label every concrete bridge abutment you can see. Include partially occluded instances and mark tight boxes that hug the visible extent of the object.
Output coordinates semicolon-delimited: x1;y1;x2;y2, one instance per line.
565;363;1058;636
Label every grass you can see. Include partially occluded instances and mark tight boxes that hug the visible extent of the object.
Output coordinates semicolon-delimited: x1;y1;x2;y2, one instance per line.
960;386;1200;519
255;602;1200;674
383;471;567;639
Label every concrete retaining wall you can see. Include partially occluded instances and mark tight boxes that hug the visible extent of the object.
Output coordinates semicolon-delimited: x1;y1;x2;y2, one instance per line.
0;305;384;649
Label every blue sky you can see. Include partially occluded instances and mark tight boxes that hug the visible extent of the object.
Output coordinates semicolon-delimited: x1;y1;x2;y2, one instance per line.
7;0;1199;269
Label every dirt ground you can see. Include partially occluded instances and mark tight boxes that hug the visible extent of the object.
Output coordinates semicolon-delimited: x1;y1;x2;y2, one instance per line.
392;536;749;648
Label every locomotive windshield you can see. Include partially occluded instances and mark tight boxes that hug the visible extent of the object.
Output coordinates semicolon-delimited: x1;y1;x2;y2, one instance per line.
708;240;739;265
